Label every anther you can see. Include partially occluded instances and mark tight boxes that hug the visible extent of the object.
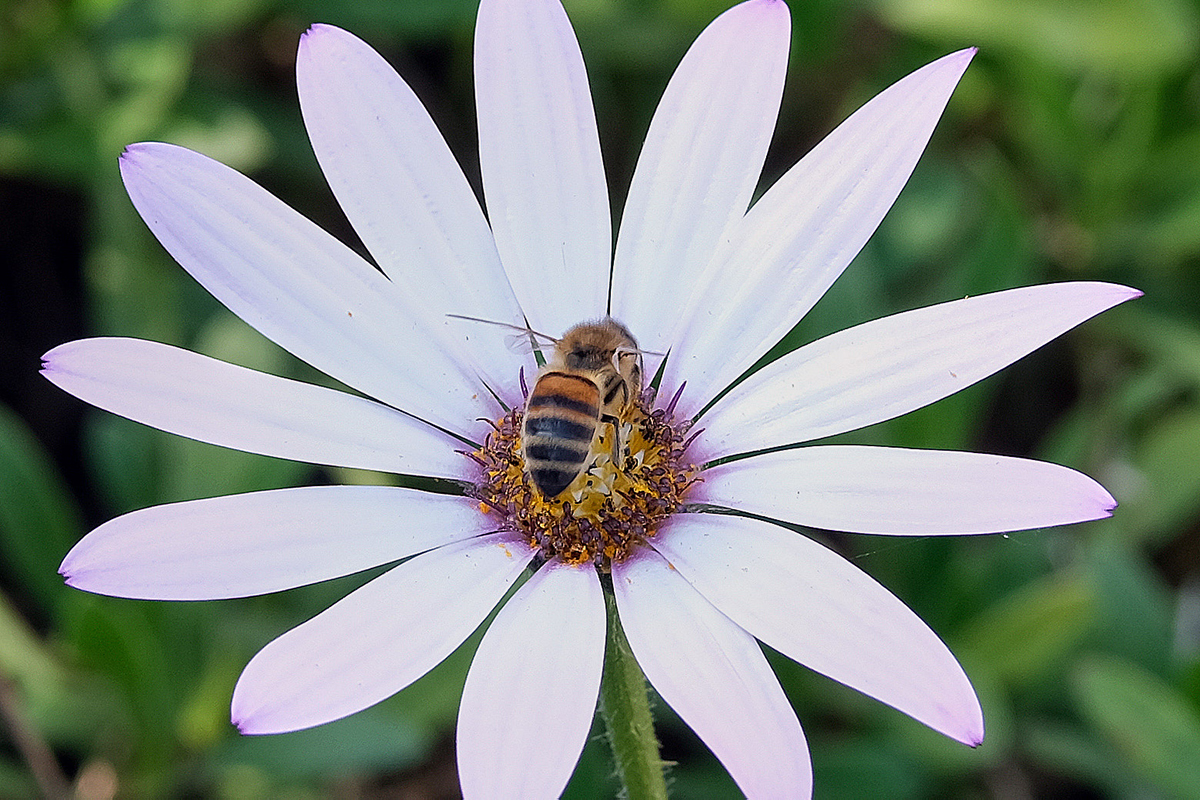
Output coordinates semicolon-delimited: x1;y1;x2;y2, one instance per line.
470;398;698;567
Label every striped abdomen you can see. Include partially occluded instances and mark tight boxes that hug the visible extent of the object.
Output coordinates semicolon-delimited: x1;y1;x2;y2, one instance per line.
522;371;602;498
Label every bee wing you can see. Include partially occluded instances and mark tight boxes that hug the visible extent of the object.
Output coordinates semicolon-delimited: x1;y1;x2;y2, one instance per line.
505;329;550;354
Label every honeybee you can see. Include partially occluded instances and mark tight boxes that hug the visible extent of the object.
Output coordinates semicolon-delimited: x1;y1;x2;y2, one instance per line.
522;319;643;499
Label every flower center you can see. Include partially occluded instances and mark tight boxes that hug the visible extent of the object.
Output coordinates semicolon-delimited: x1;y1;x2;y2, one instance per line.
470;395;698;567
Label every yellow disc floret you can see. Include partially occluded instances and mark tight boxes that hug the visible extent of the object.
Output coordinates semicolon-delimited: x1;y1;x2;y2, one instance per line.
471;399;698;567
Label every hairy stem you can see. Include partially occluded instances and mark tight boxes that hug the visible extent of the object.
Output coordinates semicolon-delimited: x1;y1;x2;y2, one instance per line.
599;589;669;799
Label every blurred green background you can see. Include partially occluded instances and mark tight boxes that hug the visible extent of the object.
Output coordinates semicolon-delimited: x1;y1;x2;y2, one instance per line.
3;0;1200;796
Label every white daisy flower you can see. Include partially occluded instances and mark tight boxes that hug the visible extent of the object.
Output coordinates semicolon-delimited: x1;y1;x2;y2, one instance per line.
43;0;1139;796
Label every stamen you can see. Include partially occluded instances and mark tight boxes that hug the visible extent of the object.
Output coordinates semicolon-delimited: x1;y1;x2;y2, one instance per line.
468;397;698;568
458;450;488;468
665;381;686;417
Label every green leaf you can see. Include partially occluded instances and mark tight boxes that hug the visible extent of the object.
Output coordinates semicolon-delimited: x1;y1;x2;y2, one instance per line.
1073;655;1200;799
1128;408;1200;543
810;738;929;800
877;0;1199;76
2;589;137;754
84;413;161;514
1085;540;1173;674
0;402;83;613
60;597;178;760
288;0;478;35
0;591;69;713
212;705;432;782
958;572;1095;683
1024;720;1145;797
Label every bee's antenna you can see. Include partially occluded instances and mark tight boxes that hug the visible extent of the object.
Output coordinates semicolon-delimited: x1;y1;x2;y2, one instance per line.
446;314;557;341
445;313;510;327
446;314;560;358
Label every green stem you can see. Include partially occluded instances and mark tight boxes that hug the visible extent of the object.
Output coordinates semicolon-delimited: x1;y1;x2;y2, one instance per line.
599;588;669;800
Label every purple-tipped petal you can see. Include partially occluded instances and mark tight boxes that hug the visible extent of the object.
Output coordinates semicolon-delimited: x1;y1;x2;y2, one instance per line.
613;547;812;798
297;25;526;402
457;561;605;800
662;49;976;416
474;0;610;333
611;0;790;354
60;487;487;600
233;533;534;734
119;142;491;435
697;282;1141;457
41;338;467;477
696;445;1117;536
653;513;985;746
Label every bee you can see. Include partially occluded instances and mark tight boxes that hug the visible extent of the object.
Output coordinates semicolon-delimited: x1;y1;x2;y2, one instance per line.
522;319;643;499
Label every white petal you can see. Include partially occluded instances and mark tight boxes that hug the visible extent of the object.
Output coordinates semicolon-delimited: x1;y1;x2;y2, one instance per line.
652;513;984;745
662;49;976;416
697;282;1141;458
232;532;534;734
60;486;488;600
474;0;610;333
458;561;605;800
696;445;1116;535
613;548;811;798
120;142;493;435
610;0;790;353
297;25;527;402
41;338;468;477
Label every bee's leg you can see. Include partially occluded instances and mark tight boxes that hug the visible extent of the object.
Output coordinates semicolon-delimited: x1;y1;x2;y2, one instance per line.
600;414;622;466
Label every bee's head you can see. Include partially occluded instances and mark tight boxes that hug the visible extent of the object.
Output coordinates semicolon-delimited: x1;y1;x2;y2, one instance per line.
557;318;638;372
